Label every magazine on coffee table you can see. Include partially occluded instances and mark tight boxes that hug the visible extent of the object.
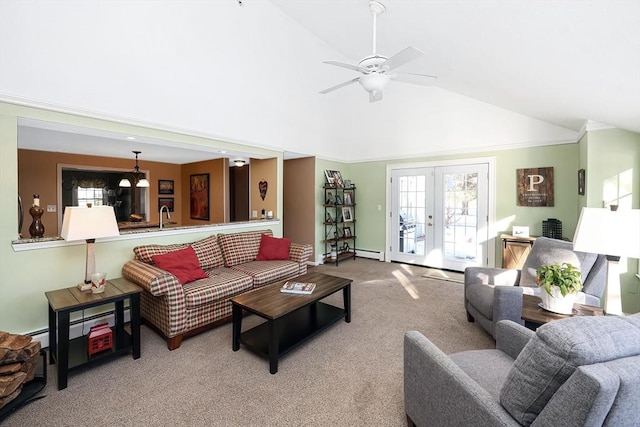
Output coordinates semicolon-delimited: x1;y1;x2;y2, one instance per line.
280;281;316;295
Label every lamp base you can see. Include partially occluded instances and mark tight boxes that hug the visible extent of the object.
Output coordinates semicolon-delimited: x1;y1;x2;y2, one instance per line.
77;282;92;291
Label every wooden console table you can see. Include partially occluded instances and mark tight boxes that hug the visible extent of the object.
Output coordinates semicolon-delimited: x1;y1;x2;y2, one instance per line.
501;234;536;269
45;278;141;390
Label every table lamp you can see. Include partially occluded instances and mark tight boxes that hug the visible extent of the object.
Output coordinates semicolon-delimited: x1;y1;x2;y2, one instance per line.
572;207;640;315
61;205;120;290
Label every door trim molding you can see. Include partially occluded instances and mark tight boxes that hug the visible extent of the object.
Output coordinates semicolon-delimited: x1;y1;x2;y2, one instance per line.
385;157;496;268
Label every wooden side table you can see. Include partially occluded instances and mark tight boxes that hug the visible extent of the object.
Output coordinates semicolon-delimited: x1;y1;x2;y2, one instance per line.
521;294;604;329
45;278;141;390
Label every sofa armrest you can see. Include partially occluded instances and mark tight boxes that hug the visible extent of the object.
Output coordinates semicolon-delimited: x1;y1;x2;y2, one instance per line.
465;266;520;288
495;320;534;360
122;259;183;297
289;242;312;264
404;331;519;426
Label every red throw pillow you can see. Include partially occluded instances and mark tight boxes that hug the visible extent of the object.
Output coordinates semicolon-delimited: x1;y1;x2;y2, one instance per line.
152;246;208;285
256;234;291;261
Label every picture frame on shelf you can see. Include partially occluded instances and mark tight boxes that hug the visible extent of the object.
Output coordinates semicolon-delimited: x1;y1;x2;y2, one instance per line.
158;197;174;212
158;179;174;195
343;191;354;205
343;226;352;238
325;191;335;205
343;179;352;188
342;206;353;222
324;170;336;186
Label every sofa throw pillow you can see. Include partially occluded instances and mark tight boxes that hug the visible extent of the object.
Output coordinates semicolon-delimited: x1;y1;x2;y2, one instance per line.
256;234;291;261
500;314;640;425
151;246;208;285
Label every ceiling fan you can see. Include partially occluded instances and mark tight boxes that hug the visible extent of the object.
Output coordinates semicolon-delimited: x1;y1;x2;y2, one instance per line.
319;0;437;102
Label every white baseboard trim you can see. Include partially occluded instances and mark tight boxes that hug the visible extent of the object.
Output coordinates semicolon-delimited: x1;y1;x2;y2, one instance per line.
355;249;385;261
30;309;131;349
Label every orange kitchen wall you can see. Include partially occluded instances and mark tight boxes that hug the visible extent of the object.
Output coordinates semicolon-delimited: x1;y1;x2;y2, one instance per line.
250;158;277;219
18;149;182;237
181;158;226;225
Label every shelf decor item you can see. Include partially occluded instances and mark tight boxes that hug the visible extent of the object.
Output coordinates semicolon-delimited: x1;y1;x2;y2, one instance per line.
90;272;107;294
28;194;45;238
61;205;120;290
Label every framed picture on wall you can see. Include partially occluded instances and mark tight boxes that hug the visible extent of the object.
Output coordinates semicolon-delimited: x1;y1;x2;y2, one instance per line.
190;173;209;220
578;169;585;195
158;179;174;195
158;197;174;212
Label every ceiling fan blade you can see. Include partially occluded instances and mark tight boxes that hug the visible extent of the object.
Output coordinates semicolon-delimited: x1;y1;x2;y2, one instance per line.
392;72;438;86
320;77;361;94
369;91;383;103
380;47;424;71
323;60;365;73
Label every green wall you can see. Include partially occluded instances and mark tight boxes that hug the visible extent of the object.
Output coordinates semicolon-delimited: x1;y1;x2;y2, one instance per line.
317;135;640;313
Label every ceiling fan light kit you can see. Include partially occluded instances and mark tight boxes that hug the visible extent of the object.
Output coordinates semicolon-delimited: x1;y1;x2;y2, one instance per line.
320;0;437;103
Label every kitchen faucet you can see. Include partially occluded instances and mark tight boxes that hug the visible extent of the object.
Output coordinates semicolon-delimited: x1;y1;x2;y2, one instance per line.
159;205;171;229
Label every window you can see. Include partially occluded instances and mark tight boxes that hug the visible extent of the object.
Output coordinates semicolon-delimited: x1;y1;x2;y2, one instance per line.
77;186;105;207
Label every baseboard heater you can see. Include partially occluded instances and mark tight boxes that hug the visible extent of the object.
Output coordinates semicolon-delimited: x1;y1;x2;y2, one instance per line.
29;309;131;349
355;249;385;261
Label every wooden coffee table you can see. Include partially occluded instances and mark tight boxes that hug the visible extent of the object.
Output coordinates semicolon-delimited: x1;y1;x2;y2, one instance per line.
231;271;351;374
521;294;604;329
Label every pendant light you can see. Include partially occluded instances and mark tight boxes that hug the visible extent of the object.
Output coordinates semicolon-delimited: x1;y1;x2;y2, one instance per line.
119;150;150;188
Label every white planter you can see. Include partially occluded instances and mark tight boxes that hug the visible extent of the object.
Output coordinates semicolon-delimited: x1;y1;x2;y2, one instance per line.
539;287;577;315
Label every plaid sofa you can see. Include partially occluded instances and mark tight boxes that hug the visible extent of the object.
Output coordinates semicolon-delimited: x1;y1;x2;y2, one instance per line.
122;229;312;350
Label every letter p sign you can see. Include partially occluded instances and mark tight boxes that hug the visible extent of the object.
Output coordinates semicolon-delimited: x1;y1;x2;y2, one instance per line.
527;175;544;191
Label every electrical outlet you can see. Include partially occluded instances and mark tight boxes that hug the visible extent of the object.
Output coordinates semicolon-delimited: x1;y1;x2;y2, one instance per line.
252;210;258;218
47;205;56;212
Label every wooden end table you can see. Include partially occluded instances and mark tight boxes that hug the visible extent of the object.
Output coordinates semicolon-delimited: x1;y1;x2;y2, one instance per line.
521;294;604;329
45;278;142;390
231;271;351;374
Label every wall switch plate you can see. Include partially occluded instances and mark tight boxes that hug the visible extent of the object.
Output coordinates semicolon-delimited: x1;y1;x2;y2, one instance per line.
47;205;56;212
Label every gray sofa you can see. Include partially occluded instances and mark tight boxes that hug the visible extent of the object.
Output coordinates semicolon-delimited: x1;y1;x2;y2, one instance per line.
465;236;607;337
404;314;640;426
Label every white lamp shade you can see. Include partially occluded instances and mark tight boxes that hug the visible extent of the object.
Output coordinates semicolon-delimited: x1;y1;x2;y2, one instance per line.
61;206;120;241
119;178;132;187
573;208;640;258
136;178;150;187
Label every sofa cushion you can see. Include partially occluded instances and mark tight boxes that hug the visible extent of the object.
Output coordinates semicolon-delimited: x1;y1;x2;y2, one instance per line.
230;260;299;287
182;268;253;309
256;234;290;261
219;229;272;267
134;243;188;264
191;234;224;269
152;246;208;285
519;237;598;288
500;314;640;425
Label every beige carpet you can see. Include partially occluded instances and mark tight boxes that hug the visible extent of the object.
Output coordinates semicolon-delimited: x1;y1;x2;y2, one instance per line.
3;259;493;426
421;267;465;283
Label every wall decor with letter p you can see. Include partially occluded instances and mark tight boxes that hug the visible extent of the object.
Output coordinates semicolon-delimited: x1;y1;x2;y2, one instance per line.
517;167;554;207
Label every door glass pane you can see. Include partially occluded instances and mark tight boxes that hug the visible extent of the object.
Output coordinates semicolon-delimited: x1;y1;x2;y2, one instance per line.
443;172;479;262
398;175;426;255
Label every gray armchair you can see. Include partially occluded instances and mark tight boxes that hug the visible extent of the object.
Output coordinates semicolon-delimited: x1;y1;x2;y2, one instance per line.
404;314;640;426
464;236;606;337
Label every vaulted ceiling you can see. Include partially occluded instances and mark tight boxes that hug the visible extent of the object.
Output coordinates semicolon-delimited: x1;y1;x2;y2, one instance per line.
1;1;638;163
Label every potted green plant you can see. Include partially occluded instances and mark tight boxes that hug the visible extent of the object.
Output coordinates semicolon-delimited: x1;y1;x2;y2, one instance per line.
536;262;583;314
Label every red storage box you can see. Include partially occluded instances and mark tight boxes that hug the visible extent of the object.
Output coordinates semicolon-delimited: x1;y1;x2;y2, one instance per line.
87;323;113;356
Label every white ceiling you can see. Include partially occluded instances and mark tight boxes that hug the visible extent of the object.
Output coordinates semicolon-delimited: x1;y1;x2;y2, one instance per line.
270;0;640;133
2;1;639;163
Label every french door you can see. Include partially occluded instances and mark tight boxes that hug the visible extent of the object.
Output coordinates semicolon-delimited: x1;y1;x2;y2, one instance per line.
389;163;489;271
